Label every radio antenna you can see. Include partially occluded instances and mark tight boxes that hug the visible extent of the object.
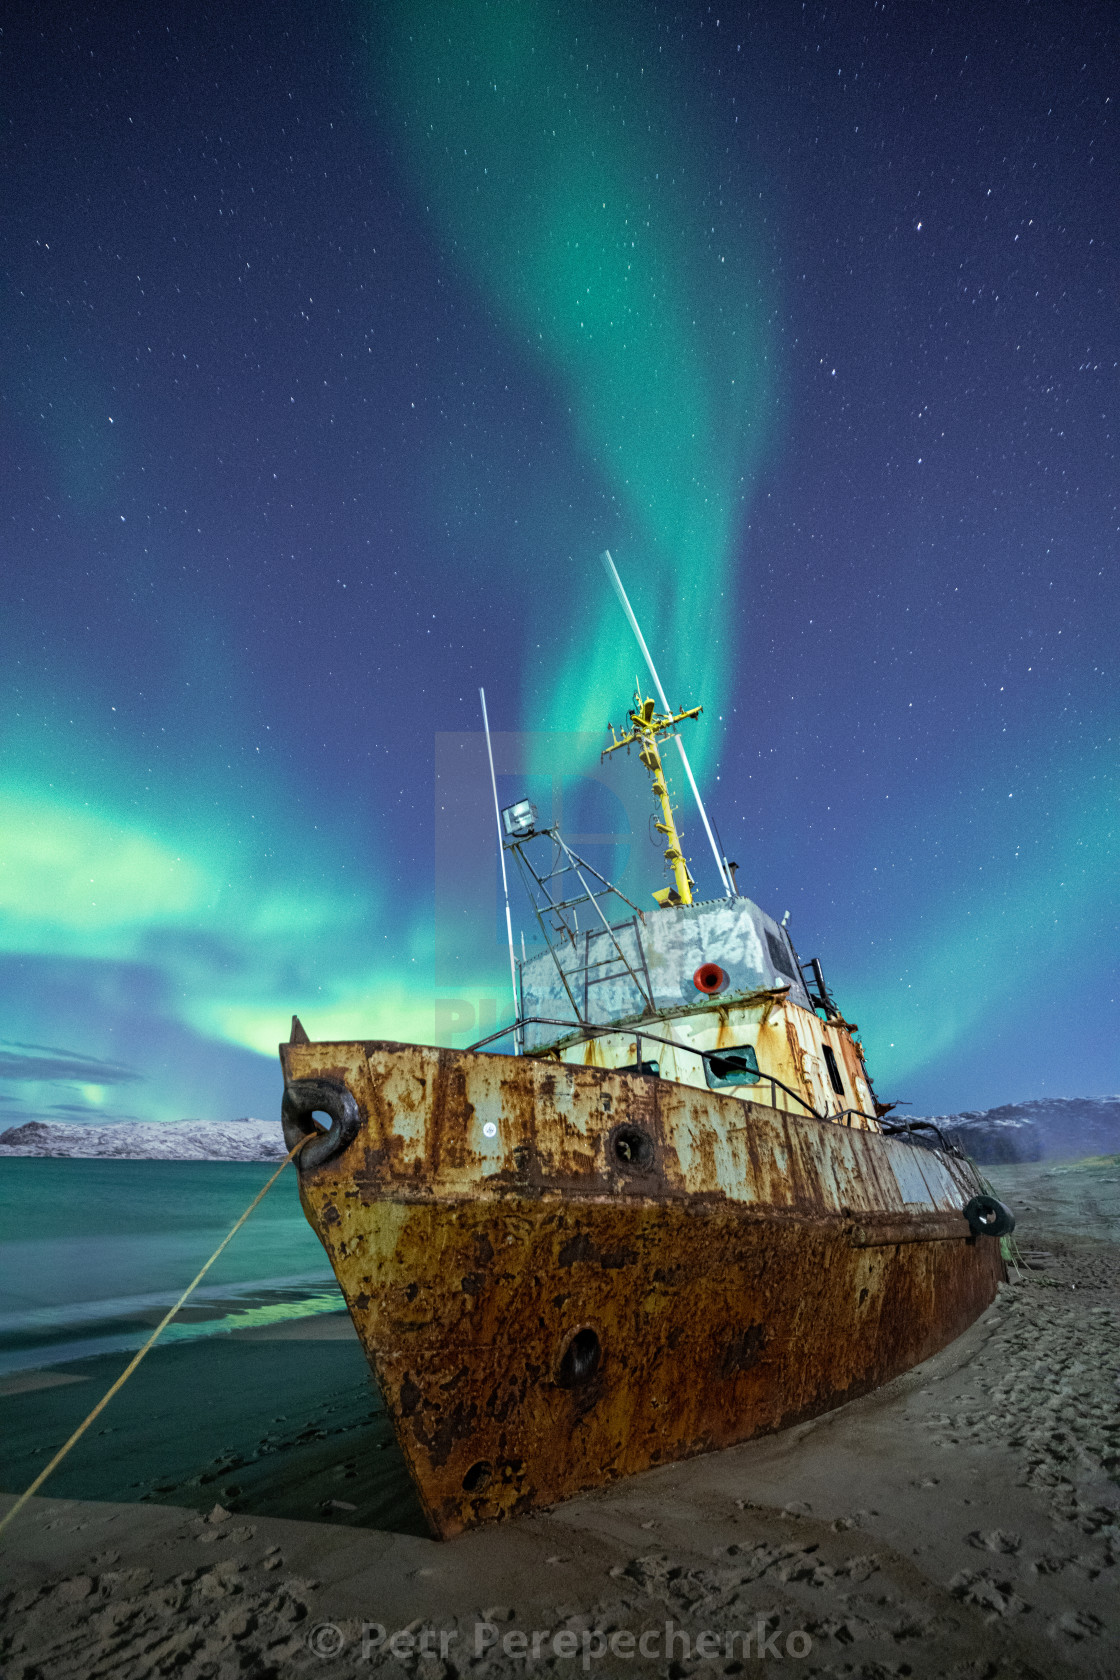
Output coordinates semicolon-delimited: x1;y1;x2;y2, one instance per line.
600;552;733;898
479;688;522;1052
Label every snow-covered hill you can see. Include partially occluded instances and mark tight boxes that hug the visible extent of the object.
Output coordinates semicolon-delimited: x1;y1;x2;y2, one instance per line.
3;1097;1117;1166
0;1117;287;1161
912;1097;1120;1164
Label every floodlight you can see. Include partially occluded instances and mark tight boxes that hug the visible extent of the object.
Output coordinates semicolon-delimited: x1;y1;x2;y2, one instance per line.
501;799;536;839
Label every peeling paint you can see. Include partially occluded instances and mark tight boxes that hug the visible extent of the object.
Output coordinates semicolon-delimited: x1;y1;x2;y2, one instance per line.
280;1038;1002;1538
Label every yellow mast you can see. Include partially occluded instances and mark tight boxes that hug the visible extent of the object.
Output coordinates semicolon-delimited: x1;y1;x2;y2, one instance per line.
603;688;702;907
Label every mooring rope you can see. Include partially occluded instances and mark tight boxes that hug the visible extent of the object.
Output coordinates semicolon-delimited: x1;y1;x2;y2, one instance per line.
0;1131;311;1541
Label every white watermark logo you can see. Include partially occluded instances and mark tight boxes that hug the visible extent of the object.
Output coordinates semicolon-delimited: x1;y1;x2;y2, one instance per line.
306;1623;347;1660
307;1618;813;1665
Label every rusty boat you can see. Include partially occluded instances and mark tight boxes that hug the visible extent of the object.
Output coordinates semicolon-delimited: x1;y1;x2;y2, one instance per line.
279;566;1013;1540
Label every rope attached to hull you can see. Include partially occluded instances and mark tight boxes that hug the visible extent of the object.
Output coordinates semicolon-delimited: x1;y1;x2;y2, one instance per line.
0;1132;312;1542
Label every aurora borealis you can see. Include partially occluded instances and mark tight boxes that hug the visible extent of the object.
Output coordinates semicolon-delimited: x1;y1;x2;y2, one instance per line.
376;1;773;762
1;1;1116;1130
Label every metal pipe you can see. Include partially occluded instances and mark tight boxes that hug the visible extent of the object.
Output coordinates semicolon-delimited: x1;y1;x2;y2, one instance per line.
479;688;522;1053
600;551;733;897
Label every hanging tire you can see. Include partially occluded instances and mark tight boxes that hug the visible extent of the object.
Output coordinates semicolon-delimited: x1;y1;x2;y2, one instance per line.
281;1078;361;1170
962;1194;1015;1238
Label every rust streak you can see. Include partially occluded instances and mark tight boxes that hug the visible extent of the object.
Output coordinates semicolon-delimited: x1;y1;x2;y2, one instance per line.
284;1039;1003;1539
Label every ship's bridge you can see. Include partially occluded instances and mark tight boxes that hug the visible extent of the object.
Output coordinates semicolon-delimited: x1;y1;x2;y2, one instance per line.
519;894;812;1053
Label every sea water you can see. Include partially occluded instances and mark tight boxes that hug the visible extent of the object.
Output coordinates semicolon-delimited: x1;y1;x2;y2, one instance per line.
0;1158;342;1378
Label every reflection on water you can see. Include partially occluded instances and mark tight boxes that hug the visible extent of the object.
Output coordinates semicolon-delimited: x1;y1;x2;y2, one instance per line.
0;1159;342;1375
0;1159;430;1535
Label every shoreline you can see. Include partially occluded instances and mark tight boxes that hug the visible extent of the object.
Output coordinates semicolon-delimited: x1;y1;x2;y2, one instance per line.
2;1160;1118;1677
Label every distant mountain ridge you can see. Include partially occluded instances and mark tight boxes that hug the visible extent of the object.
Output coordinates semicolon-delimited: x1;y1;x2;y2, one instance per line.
3;1098;1117;1165
0;1118;286;1161
912;1097;1120;1164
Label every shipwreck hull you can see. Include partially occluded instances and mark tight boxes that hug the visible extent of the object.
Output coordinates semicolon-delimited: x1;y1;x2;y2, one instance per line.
280;1039;1003;1539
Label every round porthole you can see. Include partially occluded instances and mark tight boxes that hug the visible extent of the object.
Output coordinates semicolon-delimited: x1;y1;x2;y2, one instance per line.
610;1124;655;1171
462;1460;492;1493
557;1326;602;1389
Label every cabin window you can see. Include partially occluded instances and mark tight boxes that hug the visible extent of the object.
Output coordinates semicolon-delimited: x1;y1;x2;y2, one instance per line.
822;1043;846;1097
619;1059;660;1078
765;929;795;984
703;1044;760;1089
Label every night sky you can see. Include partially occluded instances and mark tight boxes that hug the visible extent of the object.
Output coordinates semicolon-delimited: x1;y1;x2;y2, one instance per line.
1;0;1116;1133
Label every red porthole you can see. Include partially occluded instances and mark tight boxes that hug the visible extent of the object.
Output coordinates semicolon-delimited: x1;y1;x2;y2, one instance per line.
693;963;727;995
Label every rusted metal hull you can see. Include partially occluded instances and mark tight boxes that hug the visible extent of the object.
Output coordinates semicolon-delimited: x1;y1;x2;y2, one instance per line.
280;1039;1003;1540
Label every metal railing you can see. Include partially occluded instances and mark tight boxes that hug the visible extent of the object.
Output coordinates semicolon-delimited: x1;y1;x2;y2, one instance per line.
878;1115;966;1159
463;1017;967;1154
466;1015;824;1121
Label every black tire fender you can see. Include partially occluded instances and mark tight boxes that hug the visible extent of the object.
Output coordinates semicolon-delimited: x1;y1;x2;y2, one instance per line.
281;1078;361;1171
962;1194;1015;1238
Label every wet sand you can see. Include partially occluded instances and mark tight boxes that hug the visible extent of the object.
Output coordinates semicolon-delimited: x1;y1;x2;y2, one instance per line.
0;1335;428;1538
2;1157;1118;1678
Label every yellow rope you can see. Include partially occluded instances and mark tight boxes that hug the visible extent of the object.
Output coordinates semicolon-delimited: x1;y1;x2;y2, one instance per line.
0;1132;311;1542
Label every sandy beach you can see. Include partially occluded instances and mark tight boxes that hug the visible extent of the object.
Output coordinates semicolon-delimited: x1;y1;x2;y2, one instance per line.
3;1156;1118;1678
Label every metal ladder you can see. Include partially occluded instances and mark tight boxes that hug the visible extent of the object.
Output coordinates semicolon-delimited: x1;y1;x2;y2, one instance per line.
576;917;654;1019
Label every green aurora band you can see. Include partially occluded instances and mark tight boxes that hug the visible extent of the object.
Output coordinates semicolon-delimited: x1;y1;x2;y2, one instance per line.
0;10;1111;1127
0;694;438;1120
374;0;774;773
1;701;1112;1107
846;747;1119;1087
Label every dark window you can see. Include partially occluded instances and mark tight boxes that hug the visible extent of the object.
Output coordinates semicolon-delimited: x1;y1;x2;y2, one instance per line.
765;929;793;981
703;1045;760;1089
618;1059;659;1077
822;1043;845;1097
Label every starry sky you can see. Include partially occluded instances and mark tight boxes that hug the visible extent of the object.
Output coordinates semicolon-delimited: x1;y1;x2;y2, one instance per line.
1;0;1116;1133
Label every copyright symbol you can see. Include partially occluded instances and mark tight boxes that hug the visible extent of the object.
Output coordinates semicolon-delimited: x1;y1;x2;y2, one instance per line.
307;1622;346;1659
